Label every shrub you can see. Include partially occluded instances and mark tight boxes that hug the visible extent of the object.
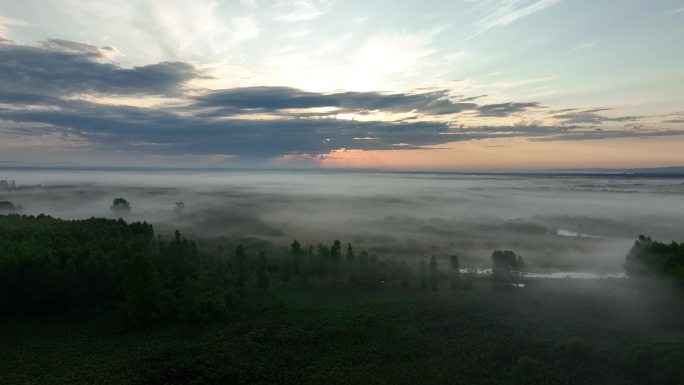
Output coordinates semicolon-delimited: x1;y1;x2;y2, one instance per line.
563;336;588;359
517;355;540;375
623;335;684;385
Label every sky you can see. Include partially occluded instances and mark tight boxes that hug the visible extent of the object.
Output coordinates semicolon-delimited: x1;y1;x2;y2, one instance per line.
0;0;683;170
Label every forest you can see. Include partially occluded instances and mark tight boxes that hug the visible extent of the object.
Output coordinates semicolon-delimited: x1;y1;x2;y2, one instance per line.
0;213;468;322
1;213;683;384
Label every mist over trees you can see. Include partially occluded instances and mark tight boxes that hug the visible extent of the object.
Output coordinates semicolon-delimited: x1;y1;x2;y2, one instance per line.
450;255;460;292
3;211;682;324
1;211;683;384
110;198;131;214
4;170;684;274
2;213;546;323
0;201;22;213
491;250;525;288
625;235;684;287
0;180;17;189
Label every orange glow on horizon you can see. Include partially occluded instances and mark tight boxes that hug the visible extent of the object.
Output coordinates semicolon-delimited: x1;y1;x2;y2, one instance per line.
317;137;684;171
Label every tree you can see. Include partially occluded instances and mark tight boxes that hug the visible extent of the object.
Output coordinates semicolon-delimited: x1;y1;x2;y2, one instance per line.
429;255;439;292
330;240;342;275
61;258;79;308
399;259;411;288
450;255;460;292
110;197;131;213
346;243;354;264
233;245;247;288
623;335;684;384
491;250;525;288
315;244;330;277
256;252;270;289
330;240;342;260
317;244;330;259
174;201;185;214
0;201;22;213
82;249;115;306
291;240;302;274
122;253;161;322
625;235;684;287
420;260;427;290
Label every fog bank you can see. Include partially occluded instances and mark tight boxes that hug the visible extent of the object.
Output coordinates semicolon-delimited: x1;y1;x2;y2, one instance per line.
2;169;684;272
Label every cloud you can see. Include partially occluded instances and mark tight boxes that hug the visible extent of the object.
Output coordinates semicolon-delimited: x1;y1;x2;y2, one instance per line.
4;92;682;159
240;0;258;9
0;98;462;157
274;0;327;22
256;26;444;92
0;91;61;106
0;39;199;96
568;41;598;52
466;0;560;40
1;36;682;161
553;109;643;125
192;87;478;116
58;0;245;61
532;129;684;142
231;16;260;41
0;13;26;36
661;7;684;17
476;102;543;117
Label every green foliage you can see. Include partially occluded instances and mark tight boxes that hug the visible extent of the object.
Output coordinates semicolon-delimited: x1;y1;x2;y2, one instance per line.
450;254;460;270
562;336;588;360
7;278;675;385
491;250;525;289
623;335;684;385
330;239;341;261
517;355;540;375
625;235;684;288
5;212;684;385
462;268;475;291
0;214;153;312
429;255;439;292
122;253;161;323
0;200;22;213
419;259;427;290
256;251;269;289
290;239;302;274
233;245;247;288
450;255;461;292
110;197;131;213
0;215;227;323
346;243;354;264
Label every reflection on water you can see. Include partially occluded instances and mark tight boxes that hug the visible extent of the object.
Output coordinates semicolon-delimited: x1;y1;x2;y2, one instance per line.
556;229;604;239
460;268;626;279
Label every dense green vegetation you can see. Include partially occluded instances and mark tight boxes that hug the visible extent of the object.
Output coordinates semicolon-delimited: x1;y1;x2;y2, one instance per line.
111;197;132;213
1;214;683;384
491;250;525;288
0;200;22;213
625;235;684;287
0;214;459;323
2;280;683;385
0;214;206;320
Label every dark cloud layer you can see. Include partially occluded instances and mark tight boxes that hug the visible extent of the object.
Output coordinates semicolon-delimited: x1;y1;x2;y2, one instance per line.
193;87;550;118
553;109;642;125
0;38;198;96
476;102;543;117
0;97;457;156
193;87;479;116
1;38;682;160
